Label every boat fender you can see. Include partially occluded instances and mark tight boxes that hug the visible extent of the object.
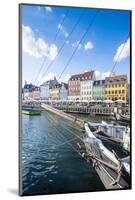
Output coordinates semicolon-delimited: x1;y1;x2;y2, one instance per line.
76;142;81;149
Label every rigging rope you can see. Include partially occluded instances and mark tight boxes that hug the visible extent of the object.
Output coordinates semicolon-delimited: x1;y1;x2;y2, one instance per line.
36;10;85;86
46;112;120;173
34;9;70;85
58;10;100;81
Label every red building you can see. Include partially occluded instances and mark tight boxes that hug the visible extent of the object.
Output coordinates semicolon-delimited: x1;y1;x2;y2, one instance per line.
32;87;40;100
68;74;81;100
68;71;95;100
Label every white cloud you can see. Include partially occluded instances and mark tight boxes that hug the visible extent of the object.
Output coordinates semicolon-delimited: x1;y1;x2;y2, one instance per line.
113;38;130;62
58;23;68;38
45;7;52;12
64;74;71;82
37;6;52;13
95;70;111;80
58;24;62;29
48;44;58;60
84;41;94;51
66;40;69;44
22;24;58;60
72;40;82;50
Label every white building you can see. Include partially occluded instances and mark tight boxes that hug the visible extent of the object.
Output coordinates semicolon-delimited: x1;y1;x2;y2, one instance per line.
81;80;93;101
80;71;95;101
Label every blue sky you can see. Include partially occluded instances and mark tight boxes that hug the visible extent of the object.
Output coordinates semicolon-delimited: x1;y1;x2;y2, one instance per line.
22;5;130;86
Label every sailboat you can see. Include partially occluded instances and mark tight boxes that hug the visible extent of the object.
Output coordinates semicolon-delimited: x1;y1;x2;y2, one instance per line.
83;123;130;189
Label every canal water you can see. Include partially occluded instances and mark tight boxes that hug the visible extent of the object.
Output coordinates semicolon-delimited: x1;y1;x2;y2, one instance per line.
21;111;106;196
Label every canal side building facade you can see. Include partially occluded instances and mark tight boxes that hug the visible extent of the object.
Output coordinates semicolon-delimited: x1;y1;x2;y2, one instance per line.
68;74;81;100
68;71;95;100
23;83;34;100
80;71;95;101
32;86;40;100
59;83;68;100
93;80;105;101
40;78;58;100
49;82;68;100
104;75;128;102
49;84;61;100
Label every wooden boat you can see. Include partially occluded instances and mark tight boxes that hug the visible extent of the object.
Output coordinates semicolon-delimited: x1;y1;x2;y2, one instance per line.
22;108;41;115
83;123;130;189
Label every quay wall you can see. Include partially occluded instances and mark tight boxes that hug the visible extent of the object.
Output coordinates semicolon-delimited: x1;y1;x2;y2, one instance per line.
41;103;84;128
22;100;129;115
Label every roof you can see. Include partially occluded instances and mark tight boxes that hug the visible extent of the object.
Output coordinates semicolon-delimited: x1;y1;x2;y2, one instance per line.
105;74;128;82
69;70;95;81
40;79;58;87
93;80;105;86
49;83;61;89
24;83;34;89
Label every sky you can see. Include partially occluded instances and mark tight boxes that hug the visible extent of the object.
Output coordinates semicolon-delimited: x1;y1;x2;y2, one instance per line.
21;4;130;86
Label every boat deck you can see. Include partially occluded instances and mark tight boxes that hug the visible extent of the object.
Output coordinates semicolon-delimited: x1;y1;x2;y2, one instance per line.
95;131;129;159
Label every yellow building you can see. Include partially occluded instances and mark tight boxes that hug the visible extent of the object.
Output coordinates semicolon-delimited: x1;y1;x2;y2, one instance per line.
49;84;61;100
105;75;128;103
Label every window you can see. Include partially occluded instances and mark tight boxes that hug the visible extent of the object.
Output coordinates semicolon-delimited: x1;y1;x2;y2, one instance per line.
122;90;125;94
115;90;117;94
119;90;121;94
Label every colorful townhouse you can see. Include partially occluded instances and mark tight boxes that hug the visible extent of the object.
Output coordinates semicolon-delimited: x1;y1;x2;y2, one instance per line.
49;82;68;100
59;82;68;100
32;86;40;100
68;73;81;100
80;71;95;101
40;78;58;100
68;70;95;101
93;80;105;101
23;83;34;100
49;83;61;100
104;75;128;102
